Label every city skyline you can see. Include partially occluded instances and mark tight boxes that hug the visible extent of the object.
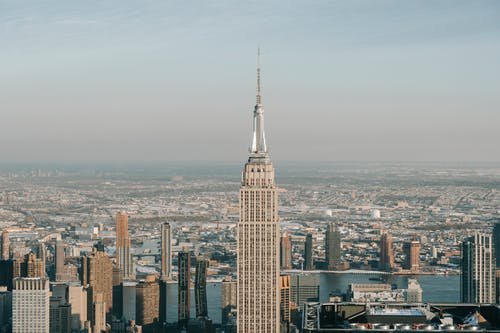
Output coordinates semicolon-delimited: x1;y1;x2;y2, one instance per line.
1;1;500;163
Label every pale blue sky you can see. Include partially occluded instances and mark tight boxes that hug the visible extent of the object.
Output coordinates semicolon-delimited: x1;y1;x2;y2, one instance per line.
1;0;499;162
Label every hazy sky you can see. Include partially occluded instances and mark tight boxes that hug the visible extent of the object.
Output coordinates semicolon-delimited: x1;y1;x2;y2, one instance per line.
1;0;499;163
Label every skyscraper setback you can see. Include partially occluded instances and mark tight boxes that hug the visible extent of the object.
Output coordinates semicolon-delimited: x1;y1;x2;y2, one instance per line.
237;58;280;333
116;211;134;279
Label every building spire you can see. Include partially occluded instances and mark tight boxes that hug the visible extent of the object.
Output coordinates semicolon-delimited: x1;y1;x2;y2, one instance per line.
250;47;268;157
256;47;261;105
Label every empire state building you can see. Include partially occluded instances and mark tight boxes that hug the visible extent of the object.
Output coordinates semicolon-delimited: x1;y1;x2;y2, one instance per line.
237;58;280;333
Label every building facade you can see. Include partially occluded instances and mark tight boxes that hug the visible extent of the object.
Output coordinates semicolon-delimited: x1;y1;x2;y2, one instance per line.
280;275;291;323
403;239;421;272
12;278;50;333
304;234;313;271
116;211;134;280
79;244;113;319
221;276;237;326
195;258;208;318
325;223;341;271
55;241;66;282
136;275;160;330
461;232;496;303
161;222;172;281
280;231;292;270
1;231;9;261
237;60;280;333
290;273;320;310
379;231;394;272
178;251;191;328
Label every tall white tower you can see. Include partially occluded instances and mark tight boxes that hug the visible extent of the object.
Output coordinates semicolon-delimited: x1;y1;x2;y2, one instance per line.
237;52;280;333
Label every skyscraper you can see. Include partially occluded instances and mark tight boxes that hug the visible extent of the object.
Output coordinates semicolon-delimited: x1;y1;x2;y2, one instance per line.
493;220;500;269
379;230;394;272
136;275;160;331
161;222;172;281
403;238;421;272
237;56;280;333
1;231;9;260
55;241;66;281
12;278;50;333
325;223;341;271
281;231;292;270
304;234;313;270
178;251;191;328
195;258;208;318
79;244;113;320
116;211;134;280
461;232;496;303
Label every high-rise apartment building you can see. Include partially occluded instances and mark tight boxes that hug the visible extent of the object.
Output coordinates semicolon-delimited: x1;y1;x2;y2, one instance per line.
379;231;394;271
1;231;9;260
116;211;134;279
281;231;292;270
461;233;496;303
304;234;313;270
237;58;280;333
55;241;66;281
79;244;113;320
195;258;208;318
161;222;172;281
136;275;159;330
403;238;421;272
12;278;50;333
178;251;191;328
325;223;341;271
279;275;291;323
221;276;237;326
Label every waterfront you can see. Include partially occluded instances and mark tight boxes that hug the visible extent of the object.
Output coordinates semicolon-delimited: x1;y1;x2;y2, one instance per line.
163;273;460;324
